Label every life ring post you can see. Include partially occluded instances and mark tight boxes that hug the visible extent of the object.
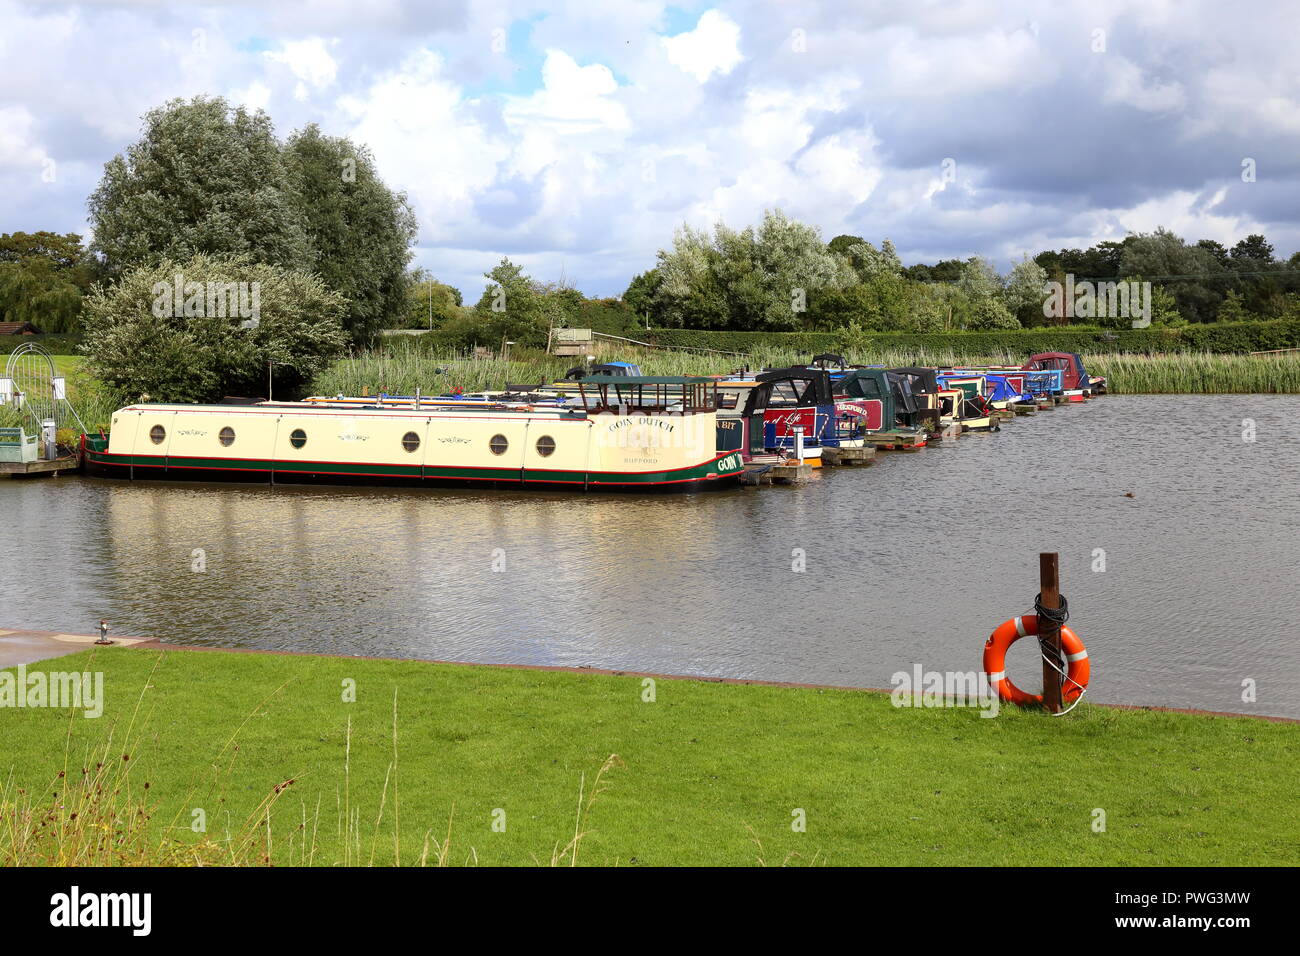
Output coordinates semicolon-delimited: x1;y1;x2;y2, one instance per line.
1039;552;1063;714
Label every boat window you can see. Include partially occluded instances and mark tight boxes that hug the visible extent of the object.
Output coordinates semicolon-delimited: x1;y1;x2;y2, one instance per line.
401;431;420;453
535;435;556;457
149;424;166;444
489;434;509;455
767;381;801;405
219;426;235;447
289;428;307;449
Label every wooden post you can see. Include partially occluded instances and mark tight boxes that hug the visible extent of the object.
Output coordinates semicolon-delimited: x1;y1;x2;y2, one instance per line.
1039;552;1063;714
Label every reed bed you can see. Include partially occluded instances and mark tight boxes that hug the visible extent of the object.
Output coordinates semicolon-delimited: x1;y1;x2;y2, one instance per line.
312;342;1300;396
1086;351;1300;393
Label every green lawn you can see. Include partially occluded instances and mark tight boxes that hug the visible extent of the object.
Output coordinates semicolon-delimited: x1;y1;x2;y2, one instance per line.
2;647;1297;866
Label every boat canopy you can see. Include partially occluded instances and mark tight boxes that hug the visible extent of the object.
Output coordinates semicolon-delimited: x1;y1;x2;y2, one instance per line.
576;375;719;412
564;361;644;381
808;353;849;370
889;367;941;394
754;368;835;407
1024;352;1089;390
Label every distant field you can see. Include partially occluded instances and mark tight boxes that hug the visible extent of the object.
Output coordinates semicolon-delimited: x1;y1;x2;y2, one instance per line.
3;647;1296;866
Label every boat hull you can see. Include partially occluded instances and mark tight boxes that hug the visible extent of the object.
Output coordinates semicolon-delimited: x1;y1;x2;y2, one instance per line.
82;444;744;492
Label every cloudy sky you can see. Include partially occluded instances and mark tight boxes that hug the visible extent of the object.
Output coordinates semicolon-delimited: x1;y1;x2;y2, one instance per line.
3;0;1298;299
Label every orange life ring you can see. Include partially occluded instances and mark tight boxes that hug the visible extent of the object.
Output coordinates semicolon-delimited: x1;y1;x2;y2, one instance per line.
983;614;1089;706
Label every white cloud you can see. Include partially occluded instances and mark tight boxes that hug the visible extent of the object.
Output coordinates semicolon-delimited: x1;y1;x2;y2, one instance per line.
265;37;339;95
503;50;630;134
661;9;742;83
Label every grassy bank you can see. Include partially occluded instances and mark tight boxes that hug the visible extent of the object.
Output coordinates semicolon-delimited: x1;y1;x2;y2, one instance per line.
3;647;1296;866
311;341;1300;396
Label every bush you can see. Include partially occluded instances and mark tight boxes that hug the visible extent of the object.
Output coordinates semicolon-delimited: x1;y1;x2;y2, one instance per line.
81;254;348;403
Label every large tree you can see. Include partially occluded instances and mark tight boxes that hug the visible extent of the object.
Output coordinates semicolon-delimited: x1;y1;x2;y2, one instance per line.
88;96;312;275
283;125;417;345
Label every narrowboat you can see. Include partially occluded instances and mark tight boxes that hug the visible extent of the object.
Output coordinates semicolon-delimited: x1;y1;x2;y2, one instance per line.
933;374;1000;431
830;368;929;447
714;368;854;464
794;359;933;444
1023;352;1105;400
941;370;1036;417
82;375;745;492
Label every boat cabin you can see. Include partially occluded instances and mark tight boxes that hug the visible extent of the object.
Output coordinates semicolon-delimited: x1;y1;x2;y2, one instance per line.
1023;352;1103;393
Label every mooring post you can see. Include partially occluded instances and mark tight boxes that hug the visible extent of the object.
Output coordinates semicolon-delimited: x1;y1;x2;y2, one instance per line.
1039;552;1063;714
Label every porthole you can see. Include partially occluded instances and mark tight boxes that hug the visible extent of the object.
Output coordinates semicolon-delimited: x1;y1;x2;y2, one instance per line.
289;428;307;449
535;435;556;457
401;431;420;453
219;426;235;447
149;424;166;445
488;434;509;456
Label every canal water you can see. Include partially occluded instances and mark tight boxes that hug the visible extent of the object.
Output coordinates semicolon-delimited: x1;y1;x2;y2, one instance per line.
3;395;1297;718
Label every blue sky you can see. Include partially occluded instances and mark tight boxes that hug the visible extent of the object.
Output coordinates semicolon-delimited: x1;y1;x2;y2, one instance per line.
2;0;1298;301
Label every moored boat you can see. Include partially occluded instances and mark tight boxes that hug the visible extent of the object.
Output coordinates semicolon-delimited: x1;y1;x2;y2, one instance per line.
83;375;744;492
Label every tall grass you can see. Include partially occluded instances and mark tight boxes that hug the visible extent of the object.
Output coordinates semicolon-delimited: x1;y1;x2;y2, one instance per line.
0;658;622;867
312;341;1300;396
1087;351;1300;393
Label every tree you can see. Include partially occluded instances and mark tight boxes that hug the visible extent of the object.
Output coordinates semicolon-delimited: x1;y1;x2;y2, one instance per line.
453;258;551;349
283;125;417;346
902;258;964;283
655;209;850;330
81;254;348;403
1119;227;1223;322
1002;254;1048;326
833;237;902;282
88;96;312;275
622;268;663;324
1195;239;1230;268
1230;234;1274;263
956;256;1002;299
399;269;464;330
0;232;97;332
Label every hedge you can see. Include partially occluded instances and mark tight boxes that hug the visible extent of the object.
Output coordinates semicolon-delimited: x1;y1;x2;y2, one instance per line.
643;320;1300;356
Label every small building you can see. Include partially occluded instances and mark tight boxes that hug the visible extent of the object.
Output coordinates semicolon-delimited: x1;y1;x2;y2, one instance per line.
0;321;44;335
550;327;593;356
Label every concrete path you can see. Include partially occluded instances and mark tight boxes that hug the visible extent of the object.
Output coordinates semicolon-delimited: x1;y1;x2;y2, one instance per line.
0;628;152;668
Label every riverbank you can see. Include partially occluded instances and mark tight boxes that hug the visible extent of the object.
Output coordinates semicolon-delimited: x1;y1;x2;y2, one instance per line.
3;645;1296;866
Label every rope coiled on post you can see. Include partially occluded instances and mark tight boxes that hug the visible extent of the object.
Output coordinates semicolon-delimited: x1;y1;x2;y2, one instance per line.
1033;592;1069;626
1031;592;1085;715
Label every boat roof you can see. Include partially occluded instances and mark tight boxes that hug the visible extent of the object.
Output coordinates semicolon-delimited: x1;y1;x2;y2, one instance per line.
117;401;585;419
578;374;717;385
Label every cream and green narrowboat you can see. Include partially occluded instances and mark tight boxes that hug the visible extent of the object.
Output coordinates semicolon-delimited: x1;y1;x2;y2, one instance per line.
82;376;745;492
